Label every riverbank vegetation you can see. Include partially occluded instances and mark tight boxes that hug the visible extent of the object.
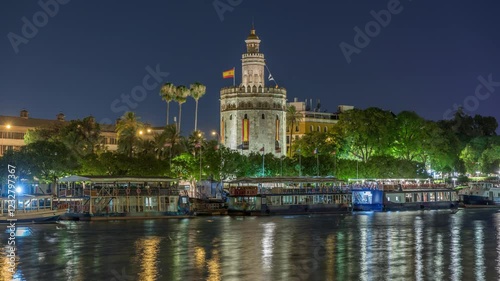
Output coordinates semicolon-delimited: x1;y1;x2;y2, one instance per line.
1;107;498;184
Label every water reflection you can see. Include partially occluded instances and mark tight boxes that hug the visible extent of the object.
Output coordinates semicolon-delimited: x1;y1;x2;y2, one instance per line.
474;220;485;280
450;212;463;281
2;211;500;280
261;222;275;270
135;236;161;281
414;216;423;281
434;233;444;281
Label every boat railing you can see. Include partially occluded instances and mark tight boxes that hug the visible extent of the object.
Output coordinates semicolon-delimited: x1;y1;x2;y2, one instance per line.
262;187;351;194
80;188;180;197
351;183;451;191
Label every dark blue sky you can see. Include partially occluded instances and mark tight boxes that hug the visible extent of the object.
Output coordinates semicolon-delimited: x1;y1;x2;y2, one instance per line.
1;0;500;135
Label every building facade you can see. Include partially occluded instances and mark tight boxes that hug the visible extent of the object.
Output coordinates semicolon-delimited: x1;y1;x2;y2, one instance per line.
0;110;118;156
220;27;287;157
285;99;353;155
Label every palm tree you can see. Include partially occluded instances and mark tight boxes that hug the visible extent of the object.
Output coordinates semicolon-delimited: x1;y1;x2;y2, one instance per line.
189;82;206;132
286;105;303;157
175;85;190;133
115;112;144;157
159;83;176;126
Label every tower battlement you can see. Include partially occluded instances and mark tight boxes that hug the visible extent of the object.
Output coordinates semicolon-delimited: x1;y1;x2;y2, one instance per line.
220;86;286;96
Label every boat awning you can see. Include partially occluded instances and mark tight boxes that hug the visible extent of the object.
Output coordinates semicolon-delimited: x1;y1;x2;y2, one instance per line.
58;175;91;182
227;176;341;184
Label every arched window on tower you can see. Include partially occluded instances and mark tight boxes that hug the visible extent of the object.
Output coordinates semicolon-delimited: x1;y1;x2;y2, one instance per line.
230;115;232;120
242;114;249;150
324;126;328;132
262;114;265;119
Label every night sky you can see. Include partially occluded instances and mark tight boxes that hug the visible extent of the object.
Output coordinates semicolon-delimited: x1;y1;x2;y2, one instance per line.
1;0;500;135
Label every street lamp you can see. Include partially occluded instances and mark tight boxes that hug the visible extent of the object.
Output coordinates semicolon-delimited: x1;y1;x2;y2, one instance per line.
212;130;223;197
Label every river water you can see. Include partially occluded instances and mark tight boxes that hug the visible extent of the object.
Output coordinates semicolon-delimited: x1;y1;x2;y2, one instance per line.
1;209;500;281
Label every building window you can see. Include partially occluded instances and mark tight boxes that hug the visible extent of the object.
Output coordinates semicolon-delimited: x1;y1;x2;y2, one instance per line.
310;125;313;132
262;114;265;119
286;136;290;144
230;115;232;120
324;126;328;132
295;126;299;132
317;126;320;132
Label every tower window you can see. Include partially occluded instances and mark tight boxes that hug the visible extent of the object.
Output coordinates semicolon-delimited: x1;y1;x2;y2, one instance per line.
230;115;232;120
262;114;265;119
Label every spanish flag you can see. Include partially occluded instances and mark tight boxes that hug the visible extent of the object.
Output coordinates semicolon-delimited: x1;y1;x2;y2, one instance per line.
222;68;235;79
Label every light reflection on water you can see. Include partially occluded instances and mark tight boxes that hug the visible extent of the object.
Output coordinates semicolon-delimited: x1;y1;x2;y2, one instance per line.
1;210;500;281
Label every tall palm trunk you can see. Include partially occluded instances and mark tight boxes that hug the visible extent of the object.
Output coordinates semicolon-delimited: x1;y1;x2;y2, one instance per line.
178;103;183;132
194;99;199;131
166;101;170;126
289;121;294;157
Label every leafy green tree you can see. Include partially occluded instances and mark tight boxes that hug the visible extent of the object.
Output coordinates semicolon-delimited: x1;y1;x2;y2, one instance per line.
116;112;144;157
392;111;428;161
20;141;79;189
59;116;103;157
337;107;396;162
286;105;303;156
24;123;65;144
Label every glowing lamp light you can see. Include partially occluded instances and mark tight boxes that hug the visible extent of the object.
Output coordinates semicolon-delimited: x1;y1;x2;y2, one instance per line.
139;130;144;135
147;128;151;133
15;186;22;193
6;124;11;129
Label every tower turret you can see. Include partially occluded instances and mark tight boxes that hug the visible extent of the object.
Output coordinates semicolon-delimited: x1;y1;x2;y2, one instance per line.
242;26;265;88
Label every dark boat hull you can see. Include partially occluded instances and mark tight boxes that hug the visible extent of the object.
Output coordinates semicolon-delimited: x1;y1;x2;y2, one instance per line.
0;212;64;224
228;204;351;216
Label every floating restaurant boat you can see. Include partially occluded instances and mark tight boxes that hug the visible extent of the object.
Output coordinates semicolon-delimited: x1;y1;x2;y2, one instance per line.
226;177;352;215
457;181;500;208
351;179;459;212
0;194;66;224
56;176;192;221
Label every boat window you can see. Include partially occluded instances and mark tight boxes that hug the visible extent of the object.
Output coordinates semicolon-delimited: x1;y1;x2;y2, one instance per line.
444;192;450;201
405;193;413;203
429;192;435;202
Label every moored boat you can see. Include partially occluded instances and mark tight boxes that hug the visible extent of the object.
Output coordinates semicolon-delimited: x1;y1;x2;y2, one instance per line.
458;181;500;208
226;177;352;215
0;194;66;224
352;179;459;212
57;176;193;221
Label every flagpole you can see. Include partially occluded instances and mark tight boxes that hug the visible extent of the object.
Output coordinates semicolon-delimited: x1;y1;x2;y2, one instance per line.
262;146;265;177
265;64;278;87
316;153;319;177
233;67;235;86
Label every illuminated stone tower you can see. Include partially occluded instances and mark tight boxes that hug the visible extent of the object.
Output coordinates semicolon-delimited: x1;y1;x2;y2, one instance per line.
220;27;287;157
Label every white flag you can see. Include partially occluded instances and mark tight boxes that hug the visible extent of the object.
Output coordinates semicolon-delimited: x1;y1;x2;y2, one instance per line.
268;73;274;81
